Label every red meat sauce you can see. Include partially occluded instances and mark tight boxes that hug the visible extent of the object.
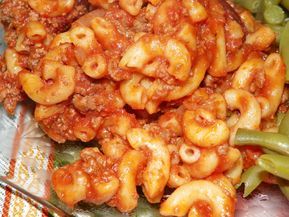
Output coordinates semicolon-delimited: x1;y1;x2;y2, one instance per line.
0;0;89;113
0;0;275;144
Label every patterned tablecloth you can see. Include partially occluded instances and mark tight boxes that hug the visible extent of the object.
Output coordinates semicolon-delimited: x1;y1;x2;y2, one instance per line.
0;25;53;217
0;105;54;217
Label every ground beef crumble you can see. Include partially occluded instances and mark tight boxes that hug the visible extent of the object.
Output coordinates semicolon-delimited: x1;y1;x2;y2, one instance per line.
0;0;90;114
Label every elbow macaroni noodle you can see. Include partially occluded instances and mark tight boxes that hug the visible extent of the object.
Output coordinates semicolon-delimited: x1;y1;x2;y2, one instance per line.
19;61;76;105
127;128;170;203
28;0;75;17
160;177;235;217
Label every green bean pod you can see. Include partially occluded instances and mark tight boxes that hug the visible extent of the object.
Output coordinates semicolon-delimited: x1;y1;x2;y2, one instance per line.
264;0;282;5
279;110;289;137
236;165;266;197
234;0;262;13
264;5;285;24
257;154;289;180
235;128;289;156
256;0;281;20
280;21;289;82
262;148;280;155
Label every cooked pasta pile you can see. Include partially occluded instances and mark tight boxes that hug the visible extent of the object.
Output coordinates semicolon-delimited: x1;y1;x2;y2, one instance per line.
0;0;287;216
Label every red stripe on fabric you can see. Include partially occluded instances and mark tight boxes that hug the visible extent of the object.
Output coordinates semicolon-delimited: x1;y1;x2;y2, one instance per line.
2;107;27;216
2;187;12;217
41;208;49;217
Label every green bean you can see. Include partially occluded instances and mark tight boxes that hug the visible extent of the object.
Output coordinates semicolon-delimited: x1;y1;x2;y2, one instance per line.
279;110;289;137
235;128;289;156
234;0;262;13
278;178;289;200
280;21;289;82
257;154;289;180
264;0;282;6
236;165;266;197
256;0;281;20
262;148;280;155
264;5;285;24
281;0;289;11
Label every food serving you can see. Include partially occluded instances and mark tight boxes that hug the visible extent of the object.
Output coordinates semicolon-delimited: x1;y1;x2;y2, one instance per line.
0;0;289;216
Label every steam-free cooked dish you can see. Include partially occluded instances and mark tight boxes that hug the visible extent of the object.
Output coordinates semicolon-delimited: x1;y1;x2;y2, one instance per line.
1;0;289;216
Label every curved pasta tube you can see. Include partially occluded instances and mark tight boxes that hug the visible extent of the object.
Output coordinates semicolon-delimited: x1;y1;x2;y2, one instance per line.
91;176;120;205
82;53;107;79
50;32;72;48
225;157;243;185
73;121;96;142
240;10;256;33
160;180;234;217
100;137;129;160
120;73;148;110
207;174;236;199
145;99;160;114
217;147;241;173
184;88;227;120
25;21;47;42
183;109;230;147
245;26;275;50
34;104;65;121
52;163;89;206
232;53;285;118
119;35;191;81
208;24;227;77
184;148;219;179
44;44;71;62
127;128;170;203
167;144;181;165
158;111;182;136
224;89;261;145
256;97;271;118
179;144;200;164
19;61;76;105
15;33;29;52
139;78;167;114
70;26;97;50
165;39;191;81
226;49;245;72
119;0;143;16
165;56;209;101
5;48;23;75
153;0;182;34
116;150;146;212
176;23;197;55
226;20;244;41
101;113;138;138
28;0;75;17
168;165;191;188
232;56;264;90
88;0;112;9
182;0;208;23
90;17;118;49
259;53;285;118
